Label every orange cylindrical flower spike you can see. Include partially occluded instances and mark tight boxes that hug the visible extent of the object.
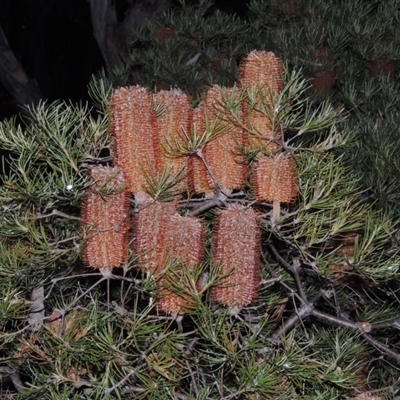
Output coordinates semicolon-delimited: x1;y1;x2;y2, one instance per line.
132;199;176;272
82;166;130;270
189;86;247;194
251;153;298;203
240;50;284;96
110;85;158;194
188;106;212;194
202;85;246;192
210;207;261;307
153;89;192;192
240;50;284;153
157;213;205;314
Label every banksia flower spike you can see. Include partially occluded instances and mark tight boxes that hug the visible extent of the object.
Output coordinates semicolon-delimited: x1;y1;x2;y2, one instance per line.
157;213;205;314
211;206;261;308
132;198;176;272
133;197;205;314
203;85;246;192
251;153;298;223
240;50;284;100
188;106;213;194
240;50;284;153
251;153;297;203
189;86;246;194
153;89;192;192
81;166;130;271
110;85;158;198
251;154;298;203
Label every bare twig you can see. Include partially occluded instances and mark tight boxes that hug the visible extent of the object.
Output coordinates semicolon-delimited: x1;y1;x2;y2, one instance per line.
269;243;307;301
28;286;45;332
34;209;82;221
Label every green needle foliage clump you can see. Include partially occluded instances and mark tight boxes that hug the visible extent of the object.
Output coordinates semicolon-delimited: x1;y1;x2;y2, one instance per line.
1;1;400;399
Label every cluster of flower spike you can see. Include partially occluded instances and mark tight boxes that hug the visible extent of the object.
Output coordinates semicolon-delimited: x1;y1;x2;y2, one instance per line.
81;50;298;313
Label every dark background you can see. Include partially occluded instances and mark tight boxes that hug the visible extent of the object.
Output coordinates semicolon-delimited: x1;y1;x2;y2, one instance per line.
0;0;249;120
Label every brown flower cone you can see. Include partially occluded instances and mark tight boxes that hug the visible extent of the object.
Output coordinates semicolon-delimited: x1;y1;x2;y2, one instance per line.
153;89;192;192
332;231;360;257
240;51;284;153
251;154;298;203
281;0;297;13
81;166;130;270
210;207;261;307
188;106;213;194
202;85;247;192
327;262;353;281
368;58;396;77
157;213;205;314
110;85;158;194
327;231;360;280
153;26;176;40
311;69;336;97
132;199;176;272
